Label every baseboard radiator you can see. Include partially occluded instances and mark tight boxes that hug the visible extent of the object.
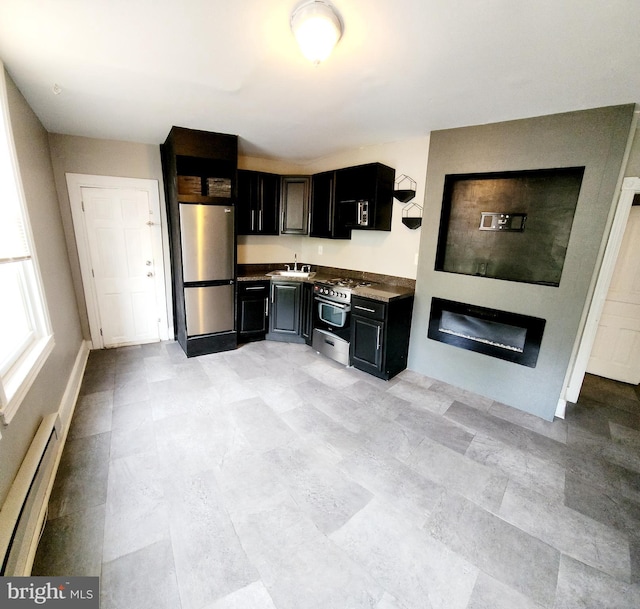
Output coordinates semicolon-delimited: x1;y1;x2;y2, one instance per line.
0;413;61;575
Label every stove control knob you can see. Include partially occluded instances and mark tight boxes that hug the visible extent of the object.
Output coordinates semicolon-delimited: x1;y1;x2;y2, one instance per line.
330;290;335;296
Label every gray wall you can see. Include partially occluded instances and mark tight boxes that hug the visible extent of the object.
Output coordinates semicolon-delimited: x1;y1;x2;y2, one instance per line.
47;133;168;339
408;105;637;420
0;72;83;505
625;126;640;177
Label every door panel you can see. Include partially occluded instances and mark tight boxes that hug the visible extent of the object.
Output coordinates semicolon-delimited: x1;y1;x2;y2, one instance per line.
179;204;234;282
351;316;383;372
588;206;640;383
184;284;235;336
81;187;160;347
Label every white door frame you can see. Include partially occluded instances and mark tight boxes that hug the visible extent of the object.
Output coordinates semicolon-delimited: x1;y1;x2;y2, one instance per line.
560;176;640;415
66;173;171;349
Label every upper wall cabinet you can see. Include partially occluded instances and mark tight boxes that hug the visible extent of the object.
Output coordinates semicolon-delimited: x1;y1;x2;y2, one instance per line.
237;170;280;235
335;163;395;231
281;175;310;235
167;127;237;204
309;170;351;239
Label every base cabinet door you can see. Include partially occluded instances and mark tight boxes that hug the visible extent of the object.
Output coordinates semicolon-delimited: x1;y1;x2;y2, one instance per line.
351;316;384;374
267;281;306;343
300;282;314;345
350;295;414;380
238;281;269;341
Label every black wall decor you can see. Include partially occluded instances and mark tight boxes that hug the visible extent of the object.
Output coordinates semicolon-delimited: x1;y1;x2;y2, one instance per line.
435;167;585;286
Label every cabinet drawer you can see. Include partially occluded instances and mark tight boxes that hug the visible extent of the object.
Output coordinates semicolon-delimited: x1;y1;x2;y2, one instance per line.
238;281;270;298
351;297;386;321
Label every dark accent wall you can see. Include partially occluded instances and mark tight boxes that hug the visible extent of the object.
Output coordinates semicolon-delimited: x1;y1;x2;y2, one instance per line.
408;105;637;420
436;168;584;285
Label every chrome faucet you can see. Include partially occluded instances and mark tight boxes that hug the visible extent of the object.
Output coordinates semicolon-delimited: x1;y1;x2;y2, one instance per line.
293;253;298;271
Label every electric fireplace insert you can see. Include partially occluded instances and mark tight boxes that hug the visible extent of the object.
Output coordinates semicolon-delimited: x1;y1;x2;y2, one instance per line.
428;297;546;367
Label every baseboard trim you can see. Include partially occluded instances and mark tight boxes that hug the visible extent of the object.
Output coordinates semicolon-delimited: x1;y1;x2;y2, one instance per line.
57;341;91;431
555;398;567;420
30;340;90;571
9;340;90;574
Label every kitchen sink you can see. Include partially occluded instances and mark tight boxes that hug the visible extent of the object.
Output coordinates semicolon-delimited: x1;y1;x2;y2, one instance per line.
266;270;316;278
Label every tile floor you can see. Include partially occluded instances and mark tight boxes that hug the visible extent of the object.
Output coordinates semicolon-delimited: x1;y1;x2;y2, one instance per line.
32;340;640;609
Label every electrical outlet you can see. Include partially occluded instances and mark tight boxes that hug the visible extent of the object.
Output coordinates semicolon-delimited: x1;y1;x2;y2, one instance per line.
318;245;323;255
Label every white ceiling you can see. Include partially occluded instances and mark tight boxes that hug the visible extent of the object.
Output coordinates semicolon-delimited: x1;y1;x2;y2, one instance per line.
0;0;638;162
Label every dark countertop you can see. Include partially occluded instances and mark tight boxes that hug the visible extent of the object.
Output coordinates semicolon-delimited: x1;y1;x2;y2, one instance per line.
237;264;415;303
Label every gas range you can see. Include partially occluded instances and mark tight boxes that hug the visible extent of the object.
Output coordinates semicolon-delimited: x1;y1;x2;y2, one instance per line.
313;278;374;304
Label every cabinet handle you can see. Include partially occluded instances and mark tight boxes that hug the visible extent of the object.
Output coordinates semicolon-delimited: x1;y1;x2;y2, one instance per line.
259;210;263;231
354;305;376;313
265;297;269;317
376;325;381;350
246;286;265;291
251;210;256;231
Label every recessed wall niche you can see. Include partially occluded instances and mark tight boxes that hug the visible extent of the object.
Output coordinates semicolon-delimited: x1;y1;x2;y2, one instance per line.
435;167;585;286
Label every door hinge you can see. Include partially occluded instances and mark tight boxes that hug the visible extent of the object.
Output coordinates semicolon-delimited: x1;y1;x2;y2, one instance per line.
91;269;95;277
99;328;103;336
81;200;85;212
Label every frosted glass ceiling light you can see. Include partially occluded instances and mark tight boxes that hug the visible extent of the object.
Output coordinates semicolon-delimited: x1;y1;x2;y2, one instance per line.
291;0;343;65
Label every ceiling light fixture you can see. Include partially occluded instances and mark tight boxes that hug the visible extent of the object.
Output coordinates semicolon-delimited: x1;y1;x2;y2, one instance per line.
290;0;343;65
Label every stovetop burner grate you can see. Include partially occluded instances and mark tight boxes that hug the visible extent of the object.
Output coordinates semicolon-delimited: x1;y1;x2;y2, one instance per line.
324;278;375;288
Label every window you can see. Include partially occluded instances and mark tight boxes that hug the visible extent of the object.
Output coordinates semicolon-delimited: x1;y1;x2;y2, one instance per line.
0;63;54;425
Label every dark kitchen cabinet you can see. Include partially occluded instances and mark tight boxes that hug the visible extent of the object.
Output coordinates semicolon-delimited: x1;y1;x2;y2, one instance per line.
161;126;238;357
267;280;306;343
335;163;395;231
237;170;280;235
281;175;310;235
310;170;351;239
300;282;314;345
350;294;414;380
238;281;270;342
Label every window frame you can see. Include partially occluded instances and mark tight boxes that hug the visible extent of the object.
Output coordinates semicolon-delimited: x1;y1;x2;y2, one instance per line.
0;62;54;426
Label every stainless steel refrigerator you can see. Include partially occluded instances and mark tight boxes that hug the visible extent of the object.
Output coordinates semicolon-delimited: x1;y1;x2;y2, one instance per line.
179;203;235;339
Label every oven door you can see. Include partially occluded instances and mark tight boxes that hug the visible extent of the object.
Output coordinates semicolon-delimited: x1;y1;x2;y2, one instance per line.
315;296;350;329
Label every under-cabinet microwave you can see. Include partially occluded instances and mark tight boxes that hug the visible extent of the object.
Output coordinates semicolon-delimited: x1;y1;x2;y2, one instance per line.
338;199;370;227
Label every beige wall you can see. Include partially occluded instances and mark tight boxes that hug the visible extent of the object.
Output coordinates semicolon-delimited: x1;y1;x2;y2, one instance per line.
238;136;430;279
48;134;169;339
236;155;308;267
47;134;428;345
0;72;83;505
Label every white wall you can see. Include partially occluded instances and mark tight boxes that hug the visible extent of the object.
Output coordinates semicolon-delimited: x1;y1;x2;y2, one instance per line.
238;136;430;278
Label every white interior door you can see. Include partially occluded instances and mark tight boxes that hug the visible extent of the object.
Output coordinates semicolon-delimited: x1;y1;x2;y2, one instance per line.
81;186;162;348
587;206;640;384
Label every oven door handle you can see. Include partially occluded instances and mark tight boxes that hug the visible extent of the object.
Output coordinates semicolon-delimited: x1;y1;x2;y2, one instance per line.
314;296;350;310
